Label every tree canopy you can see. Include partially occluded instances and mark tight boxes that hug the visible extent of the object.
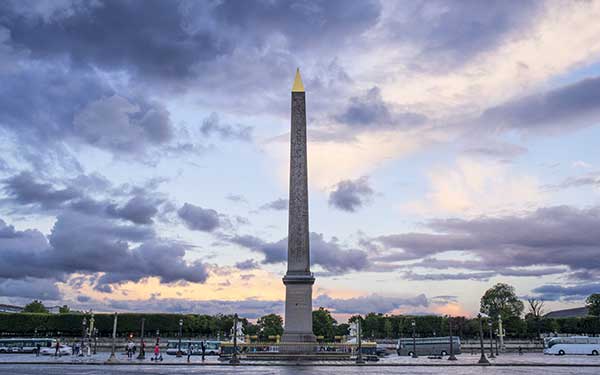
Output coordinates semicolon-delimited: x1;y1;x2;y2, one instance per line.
22;300;49;314
586;293;600;316
480;283;524;320
256;313;283;339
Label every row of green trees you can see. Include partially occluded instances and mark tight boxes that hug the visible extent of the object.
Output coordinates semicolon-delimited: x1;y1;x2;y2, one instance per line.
5;284;599;340
2;310;600;340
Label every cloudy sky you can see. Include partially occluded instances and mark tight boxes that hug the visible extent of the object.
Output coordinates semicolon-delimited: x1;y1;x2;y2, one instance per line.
1;0;600;320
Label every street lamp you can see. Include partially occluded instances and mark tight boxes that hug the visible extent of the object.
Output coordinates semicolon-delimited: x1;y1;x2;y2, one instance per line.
93;328;98;355
177;319;183;357
106;312;119;363
448;317;457;361
88;313;95;357
488;320;495;359
229;314;240;364
356;318;364;364
137;318;145;360
80;317;87;357
477;314;489;364
411;320;418;358
497;315;505;352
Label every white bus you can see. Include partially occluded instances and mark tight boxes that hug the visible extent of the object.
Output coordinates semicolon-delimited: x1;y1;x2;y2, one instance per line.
396;336;461;357
166;340;221;355
544;336;600;356
0;338;56;354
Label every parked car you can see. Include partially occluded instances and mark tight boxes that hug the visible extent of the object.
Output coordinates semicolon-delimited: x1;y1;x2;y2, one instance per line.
39;345;72;356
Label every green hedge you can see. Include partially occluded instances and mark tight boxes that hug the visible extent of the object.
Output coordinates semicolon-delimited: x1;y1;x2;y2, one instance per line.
0;313;238;338
1;312;599;339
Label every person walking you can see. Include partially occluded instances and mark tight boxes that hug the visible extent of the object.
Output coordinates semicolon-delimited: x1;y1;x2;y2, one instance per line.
187;345;192;363
35;343;40;357
201;341;206;361
127;341;134;359
153;343;160;361
55;340;61;357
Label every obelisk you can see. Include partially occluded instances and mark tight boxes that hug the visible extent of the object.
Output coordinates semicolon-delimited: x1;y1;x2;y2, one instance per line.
281;68;316;349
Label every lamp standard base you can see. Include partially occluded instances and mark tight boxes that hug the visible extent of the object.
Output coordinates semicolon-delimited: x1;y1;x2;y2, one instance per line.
478;354;490;364
448;354;457;361
105;354;119;363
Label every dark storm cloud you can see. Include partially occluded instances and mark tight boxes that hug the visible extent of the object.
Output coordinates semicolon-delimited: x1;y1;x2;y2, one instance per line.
2;171;163;224
0;277;61;300
531;284;600;301
387;0;541;71
373;205;600;277
259;198;288;211
73;293;431;316
2;0;229;80
200;113;253;142
228;232;370;274
335;87;427;129
235;259;260;270
0;66;176;157
2;0;381;82
328;176;374;212
481;76;600;135
314;293;429;314
178;203;221;232
0;213;209;289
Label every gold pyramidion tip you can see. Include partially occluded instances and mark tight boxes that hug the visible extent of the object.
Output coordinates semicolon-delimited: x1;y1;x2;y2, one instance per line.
292;68;305;92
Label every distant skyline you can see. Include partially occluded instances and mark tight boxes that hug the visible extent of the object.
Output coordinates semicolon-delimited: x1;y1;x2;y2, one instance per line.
1;0;600;321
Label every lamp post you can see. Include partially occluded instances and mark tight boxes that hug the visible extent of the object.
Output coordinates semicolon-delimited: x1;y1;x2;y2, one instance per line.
411;320;418;358
488;320;495;359
448;317;457;361
177;319;183;357
137;318;145;359
80;317;87;356
497;315;505;352
88;313;95;356
93;328;98;355
477;314;489;364
106;312;119;363
494;329;499;356
356;318;364;364
229;314;240;364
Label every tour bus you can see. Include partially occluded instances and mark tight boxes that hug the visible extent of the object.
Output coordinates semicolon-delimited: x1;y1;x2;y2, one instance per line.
396;336;461;357
544;336;600;356
165;340;221;355
0;338;56;354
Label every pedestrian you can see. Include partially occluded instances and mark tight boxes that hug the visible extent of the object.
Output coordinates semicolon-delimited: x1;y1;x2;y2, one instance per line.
127;341;134;359
201;341;206;361
55;340;61;357
518;346;523;355
187;345;192;363
35;343;40;357
154;343;160;361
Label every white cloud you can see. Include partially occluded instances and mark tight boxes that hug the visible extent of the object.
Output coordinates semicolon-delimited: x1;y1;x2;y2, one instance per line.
404;158;546;217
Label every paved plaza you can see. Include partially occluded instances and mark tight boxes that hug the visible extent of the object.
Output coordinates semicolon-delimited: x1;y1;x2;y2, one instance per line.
0;353;599;374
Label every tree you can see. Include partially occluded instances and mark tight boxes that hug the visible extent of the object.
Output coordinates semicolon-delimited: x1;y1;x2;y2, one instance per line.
480;283;524;320
586;294;600;316
312;308;336;339
525;297;545;338
526;298;545;319
257;314;283;339
22;300;49;314
59;305;71;314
